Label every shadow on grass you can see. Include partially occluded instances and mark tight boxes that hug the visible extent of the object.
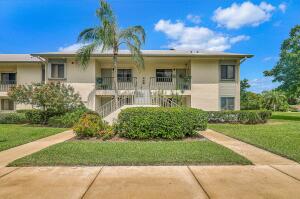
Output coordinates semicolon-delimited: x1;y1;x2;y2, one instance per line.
271;115;300;121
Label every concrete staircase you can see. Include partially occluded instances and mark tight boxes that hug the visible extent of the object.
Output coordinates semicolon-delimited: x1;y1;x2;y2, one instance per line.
103;104;159;125
97;90;179;125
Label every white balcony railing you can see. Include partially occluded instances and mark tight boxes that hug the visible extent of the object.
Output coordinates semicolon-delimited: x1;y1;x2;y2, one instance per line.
0;80;16;92
149;77;191;90
96;77;137;90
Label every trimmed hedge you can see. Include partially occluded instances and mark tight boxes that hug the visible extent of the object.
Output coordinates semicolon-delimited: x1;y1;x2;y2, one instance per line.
48;107;88;128
116;107;208;139
0;112;28;124
207;110;272;124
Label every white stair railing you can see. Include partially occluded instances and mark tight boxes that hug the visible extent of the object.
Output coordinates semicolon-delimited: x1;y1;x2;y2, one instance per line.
97;93;180;118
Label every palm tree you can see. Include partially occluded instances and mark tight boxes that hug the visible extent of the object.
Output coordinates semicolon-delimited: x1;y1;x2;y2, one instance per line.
262;90;287;111
77;0;145;103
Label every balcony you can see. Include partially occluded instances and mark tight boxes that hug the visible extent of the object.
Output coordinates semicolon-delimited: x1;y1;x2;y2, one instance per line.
0;80;16;92
96;77;137;90
150;77;191;90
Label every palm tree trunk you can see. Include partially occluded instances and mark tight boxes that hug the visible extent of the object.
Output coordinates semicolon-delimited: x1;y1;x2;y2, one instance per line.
113;51;118;108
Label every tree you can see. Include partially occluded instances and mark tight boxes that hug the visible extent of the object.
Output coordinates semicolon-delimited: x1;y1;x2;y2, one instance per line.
241;92;262;110
261;90;289;111
240;78;250;95
77;0;145;102
8;82;83;114
264;25;300;101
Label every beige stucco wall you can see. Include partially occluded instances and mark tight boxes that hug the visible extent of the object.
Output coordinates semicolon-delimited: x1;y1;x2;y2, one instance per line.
96;57;190;90
17;63;42;84
218;60;240;110
0;63;41;110
46;58;96;110
190;59;219;111
0;56;242;112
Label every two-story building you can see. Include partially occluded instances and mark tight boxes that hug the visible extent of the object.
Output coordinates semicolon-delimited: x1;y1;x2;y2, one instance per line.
0;50;252;114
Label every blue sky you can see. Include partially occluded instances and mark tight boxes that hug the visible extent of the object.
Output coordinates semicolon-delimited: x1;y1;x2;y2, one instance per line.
0;0;299;92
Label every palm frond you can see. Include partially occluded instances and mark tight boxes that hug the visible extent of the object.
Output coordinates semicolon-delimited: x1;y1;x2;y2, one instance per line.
96;0;116;26
76;42;98;69
119;26;146;46
126;42;144;70
77;27;100;43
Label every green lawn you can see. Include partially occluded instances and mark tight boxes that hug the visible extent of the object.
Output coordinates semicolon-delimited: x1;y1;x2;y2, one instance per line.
209;112;300;163
271;112;300;121
0;124;66;152
9;140;251;166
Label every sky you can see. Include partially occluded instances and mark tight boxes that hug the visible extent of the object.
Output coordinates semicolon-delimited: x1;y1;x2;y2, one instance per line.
0;0;299;93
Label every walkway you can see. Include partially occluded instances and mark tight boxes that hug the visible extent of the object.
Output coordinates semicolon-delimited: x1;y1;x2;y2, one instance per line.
202;129;298;165
0;129;300;198
0;165;300;199
0;130;75;167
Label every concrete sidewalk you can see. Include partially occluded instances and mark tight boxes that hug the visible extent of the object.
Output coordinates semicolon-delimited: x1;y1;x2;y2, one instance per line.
0;130;75;167
202;129;298;165
0;165;300;199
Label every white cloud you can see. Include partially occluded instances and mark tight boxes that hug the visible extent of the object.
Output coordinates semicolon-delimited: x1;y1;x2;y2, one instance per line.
213;1;275;29
278;2;287;13
58;43;85;52
248;77;279;93
263;56;279;62
186;14;201;24
154;19;249;51
230;35;250;44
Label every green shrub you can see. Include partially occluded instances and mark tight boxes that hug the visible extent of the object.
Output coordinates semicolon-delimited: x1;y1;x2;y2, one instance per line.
48;107;88;128
0;112;27;124
116;107;208;139
73;113;106;137
207;110;272;124
98;126;115;140
24;109;57;125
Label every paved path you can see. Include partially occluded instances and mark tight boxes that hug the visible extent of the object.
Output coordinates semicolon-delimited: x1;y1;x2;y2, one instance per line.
0;129;300;198
202;129;298;165
0;165;300;199
0;130;75;167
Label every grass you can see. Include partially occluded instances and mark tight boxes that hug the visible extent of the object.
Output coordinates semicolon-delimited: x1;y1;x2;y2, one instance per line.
0;124;67;152
271;111;300;121
209;112;300;163
9;140;251;166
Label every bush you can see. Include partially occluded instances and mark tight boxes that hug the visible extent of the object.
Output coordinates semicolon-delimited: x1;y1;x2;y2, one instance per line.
207;110;272;124
24;109;57;125
98;126;115;140
116;107;208;139
9;82;83;116
73;113;107;137
48;107;88;128
0;112;27;124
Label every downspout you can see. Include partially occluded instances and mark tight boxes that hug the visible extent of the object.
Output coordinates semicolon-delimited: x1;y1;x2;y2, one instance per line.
240;56;248;64
31;55;47;84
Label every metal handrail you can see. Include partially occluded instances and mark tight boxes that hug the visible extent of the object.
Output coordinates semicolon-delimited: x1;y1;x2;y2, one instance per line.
0;80;16;92
97;92;180;118
150;77;191;90
96;77;137;90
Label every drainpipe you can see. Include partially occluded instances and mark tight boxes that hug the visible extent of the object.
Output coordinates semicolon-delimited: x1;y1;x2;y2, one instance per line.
240;56;248;64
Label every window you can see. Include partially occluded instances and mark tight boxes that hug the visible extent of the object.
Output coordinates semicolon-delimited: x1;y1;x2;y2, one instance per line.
156;69;172;82
221;97;235;110
1;99;14;111
1;73;16;84
50;63;65;79
221;65;235;80
117;69;132;82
